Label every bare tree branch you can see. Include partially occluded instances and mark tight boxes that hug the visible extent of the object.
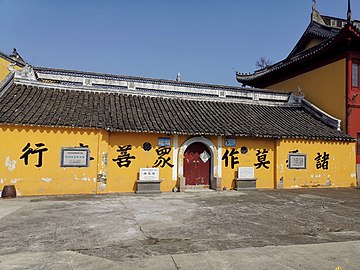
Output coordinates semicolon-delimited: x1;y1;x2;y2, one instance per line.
255;57;273;69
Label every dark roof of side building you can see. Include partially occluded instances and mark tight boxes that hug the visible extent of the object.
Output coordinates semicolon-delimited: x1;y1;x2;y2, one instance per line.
288;21;341;56
0;75;353;141
0;49;26;67
236;5;360;88
236;22;360;88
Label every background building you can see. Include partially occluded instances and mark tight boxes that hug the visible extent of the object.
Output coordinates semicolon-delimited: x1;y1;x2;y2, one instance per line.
0;49;26;81
236;1;360;174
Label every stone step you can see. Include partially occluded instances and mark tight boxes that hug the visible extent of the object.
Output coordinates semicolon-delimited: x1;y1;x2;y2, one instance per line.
184;185;214;192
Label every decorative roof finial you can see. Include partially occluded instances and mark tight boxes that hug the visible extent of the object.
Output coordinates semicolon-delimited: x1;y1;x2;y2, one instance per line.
347;0;352;23
10;48;19;60
9;48;26;64
176;72;181;82
311;0;325;25
312;0;317;11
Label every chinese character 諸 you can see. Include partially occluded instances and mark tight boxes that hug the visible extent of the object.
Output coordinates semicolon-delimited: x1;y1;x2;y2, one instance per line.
112;145;135;168
222;148;239;169
20;142;48;167
254;149;270;169
314;152;329;170
153;146;173;168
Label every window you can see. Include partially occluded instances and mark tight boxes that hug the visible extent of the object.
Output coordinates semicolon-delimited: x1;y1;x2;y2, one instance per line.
353;62;359;88
357;134;360;155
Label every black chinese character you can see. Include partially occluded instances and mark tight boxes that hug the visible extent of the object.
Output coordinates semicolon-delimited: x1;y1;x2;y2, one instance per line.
286;149;299;168
254;149;270;169
79;143;94;160
112;145;135;168
20;142;48;167
222;148;239;169
314;152;329;170
153;146;173;168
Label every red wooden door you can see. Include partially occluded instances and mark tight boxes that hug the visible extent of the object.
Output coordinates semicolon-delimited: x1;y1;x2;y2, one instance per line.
184;142;211;185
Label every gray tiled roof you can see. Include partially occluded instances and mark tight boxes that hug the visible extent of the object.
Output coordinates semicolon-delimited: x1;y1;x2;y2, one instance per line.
307;21;341;38
0;83;353;141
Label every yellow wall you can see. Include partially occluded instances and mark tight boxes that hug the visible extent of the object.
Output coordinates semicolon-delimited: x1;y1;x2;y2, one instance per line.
0;125;356;196
269;59;346;130
0;125;102;196
221;138;275;189
0;57;21;82
107;132;176;192
96;131;109;194
276;139;356;188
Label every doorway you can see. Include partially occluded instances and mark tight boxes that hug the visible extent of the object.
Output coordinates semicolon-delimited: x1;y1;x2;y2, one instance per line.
184;142;211;186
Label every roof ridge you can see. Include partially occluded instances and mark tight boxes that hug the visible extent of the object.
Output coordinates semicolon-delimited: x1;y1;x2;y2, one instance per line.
12;77;291;107
34;66;248;91
321;14;360;24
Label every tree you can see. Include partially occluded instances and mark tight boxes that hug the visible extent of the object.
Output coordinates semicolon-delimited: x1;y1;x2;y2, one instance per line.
255;57;273;69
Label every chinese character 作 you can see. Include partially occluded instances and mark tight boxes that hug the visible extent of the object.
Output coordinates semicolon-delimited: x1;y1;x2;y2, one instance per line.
222;148;239;169
20;142;49;167
153;146;174;168
314;152;329;170
254;149;270;169
112;145;135;168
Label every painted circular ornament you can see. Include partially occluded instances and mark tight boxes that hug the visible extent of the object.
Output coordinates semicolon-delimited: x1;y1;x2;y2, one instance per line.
143;142;152;151
240;146;248;154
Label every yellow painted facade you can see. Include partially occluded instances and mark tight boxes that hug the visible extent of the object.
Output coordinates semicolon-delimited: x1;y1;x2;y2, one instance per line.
0;125;356;196
269;59;347;129
107;132;175;193
221;138;275;189
276;139;356;188
0;125;101;196
0;57;22;81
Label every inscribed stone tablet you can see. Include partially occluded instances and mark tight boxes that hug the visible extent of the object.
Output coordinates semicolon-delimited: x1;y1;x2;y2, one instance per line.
139;168;159;181
61;148;90;167
238;167;255;179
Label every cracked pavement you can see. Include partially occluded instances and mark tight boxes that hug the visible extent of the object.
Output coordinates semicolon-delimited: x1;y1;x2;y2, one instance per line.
0;189;360;269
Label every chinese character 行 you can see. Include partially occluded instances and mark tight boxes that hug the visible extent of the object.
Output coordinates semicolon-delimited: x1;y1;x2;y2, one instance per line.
20;142;48;167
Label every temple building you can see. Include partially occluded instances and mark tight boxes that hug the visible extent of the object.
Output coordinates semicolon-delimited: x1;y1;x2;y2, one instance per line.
0;55;356;195
0;49;26;81
236;1;360;177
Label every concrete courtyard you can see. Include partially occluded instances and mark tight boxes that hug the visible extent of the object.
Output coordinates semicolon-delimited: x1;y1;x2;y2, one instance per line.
0;188;360;269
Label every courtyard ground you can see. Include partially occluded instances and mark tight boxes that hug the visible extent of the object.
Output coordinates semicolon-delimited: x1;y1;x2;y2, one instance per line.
0;188;359;269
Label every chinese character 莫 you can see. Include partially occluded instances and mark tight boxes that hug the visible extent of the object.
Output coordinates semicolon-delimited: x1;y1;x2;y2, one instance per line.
254;149;270;169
